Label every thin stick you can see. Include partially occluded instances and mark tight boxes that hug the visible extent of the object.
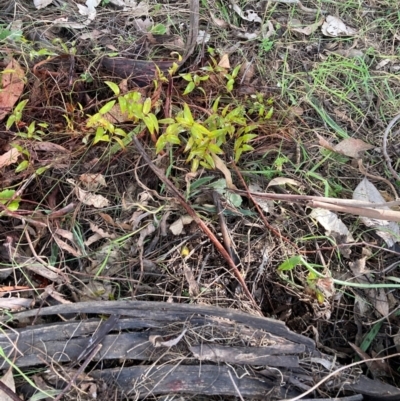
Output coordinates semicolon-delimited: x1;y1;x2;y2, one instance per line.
53;344;102;401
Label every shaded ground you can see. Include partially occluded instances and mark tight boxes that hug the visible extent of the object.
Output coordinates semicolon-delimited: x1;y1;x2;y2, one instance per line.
0;0;400;400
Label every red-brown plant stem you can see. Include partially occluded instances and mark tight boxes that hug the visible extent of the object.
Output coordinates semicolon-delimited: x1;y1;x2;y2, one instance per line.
132;136;261;313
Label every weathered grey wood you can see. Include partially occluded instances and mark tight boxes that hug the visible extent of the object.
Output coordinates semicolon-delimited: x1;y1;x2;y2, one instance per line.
301;397;363;401
9;301;316;350
90;364;301;398
190;344;302;367
344;375;400;400
0;332;158;368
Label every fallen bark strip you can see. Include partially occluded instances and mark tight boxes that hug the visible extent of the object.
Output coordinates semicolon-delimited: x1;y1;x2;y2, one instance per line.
90;364;300;399
2;301;400;400
190;344;300;367
7;301;314;349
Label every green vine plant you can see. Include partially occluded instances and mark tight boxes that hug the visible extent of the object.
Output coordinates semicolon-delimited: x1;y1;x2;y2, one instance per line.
6;99;50;172
85;61;274;171
86;82;159;147
156;100;259;171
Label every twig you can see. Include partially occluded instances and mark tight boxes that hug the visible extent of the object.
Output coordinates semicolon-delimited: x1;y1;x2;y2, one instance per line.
227;369;245;401
131;136;261;313
231;189;400;222
382;113;400;182
53;344;102;401
282;352;400;401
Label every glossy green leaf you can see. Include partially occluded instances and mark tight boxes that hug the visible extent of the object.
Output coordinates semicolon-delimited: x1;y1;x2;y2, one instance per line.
241;144;254;151
156;135;167;153
148;113;159;133
209;128;229;139
180;73;193;82
105;81;120;96
93;127;109;144
184;136;194;152
99;100;116;115
151;23;167;34
166;123;185;137
0;189;20;211
143;98;152;115
143;115;154;135
118;97;127;113
158;118;175;124
226;79;234;92
234;148;243;162
191;122;211;137
208;143;223;154
212;96;220;113
165;134;181;145
183;81;196;95
277;256;303;271
15;160;29;173
241;133;257;143
204;153;215;169
114;128;127;137
199;160;212;169
6;115;16;130
265;106;274;120
183;103;194;125
35;166;49;175
231;64;241;79
191;158;200;172
15;99;28;113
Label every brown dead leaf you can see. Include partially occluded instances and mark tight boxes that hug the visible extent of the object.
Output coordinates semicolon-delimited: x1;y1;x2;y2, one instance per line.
79;173;107;190
267;177;301;188
218;54;230;69
334;138;374;158
290;17;324;35
99;212;131;230
31;142;69;153
209;11;228;28
76;187;110;208
316;133;335;151
0;58;25;121
169;215;194;235
54;229;83;257
84;221;116;246
349;257;389;317
0;368;16;401
103;103;130;123
0;148;20;168
119;78;129;94
367;287;389;317
212;154;236;189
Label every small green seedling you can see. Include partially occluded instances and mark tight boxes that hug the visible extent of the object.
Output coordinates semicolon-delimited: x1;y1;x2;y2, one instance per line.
180;72;210;95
